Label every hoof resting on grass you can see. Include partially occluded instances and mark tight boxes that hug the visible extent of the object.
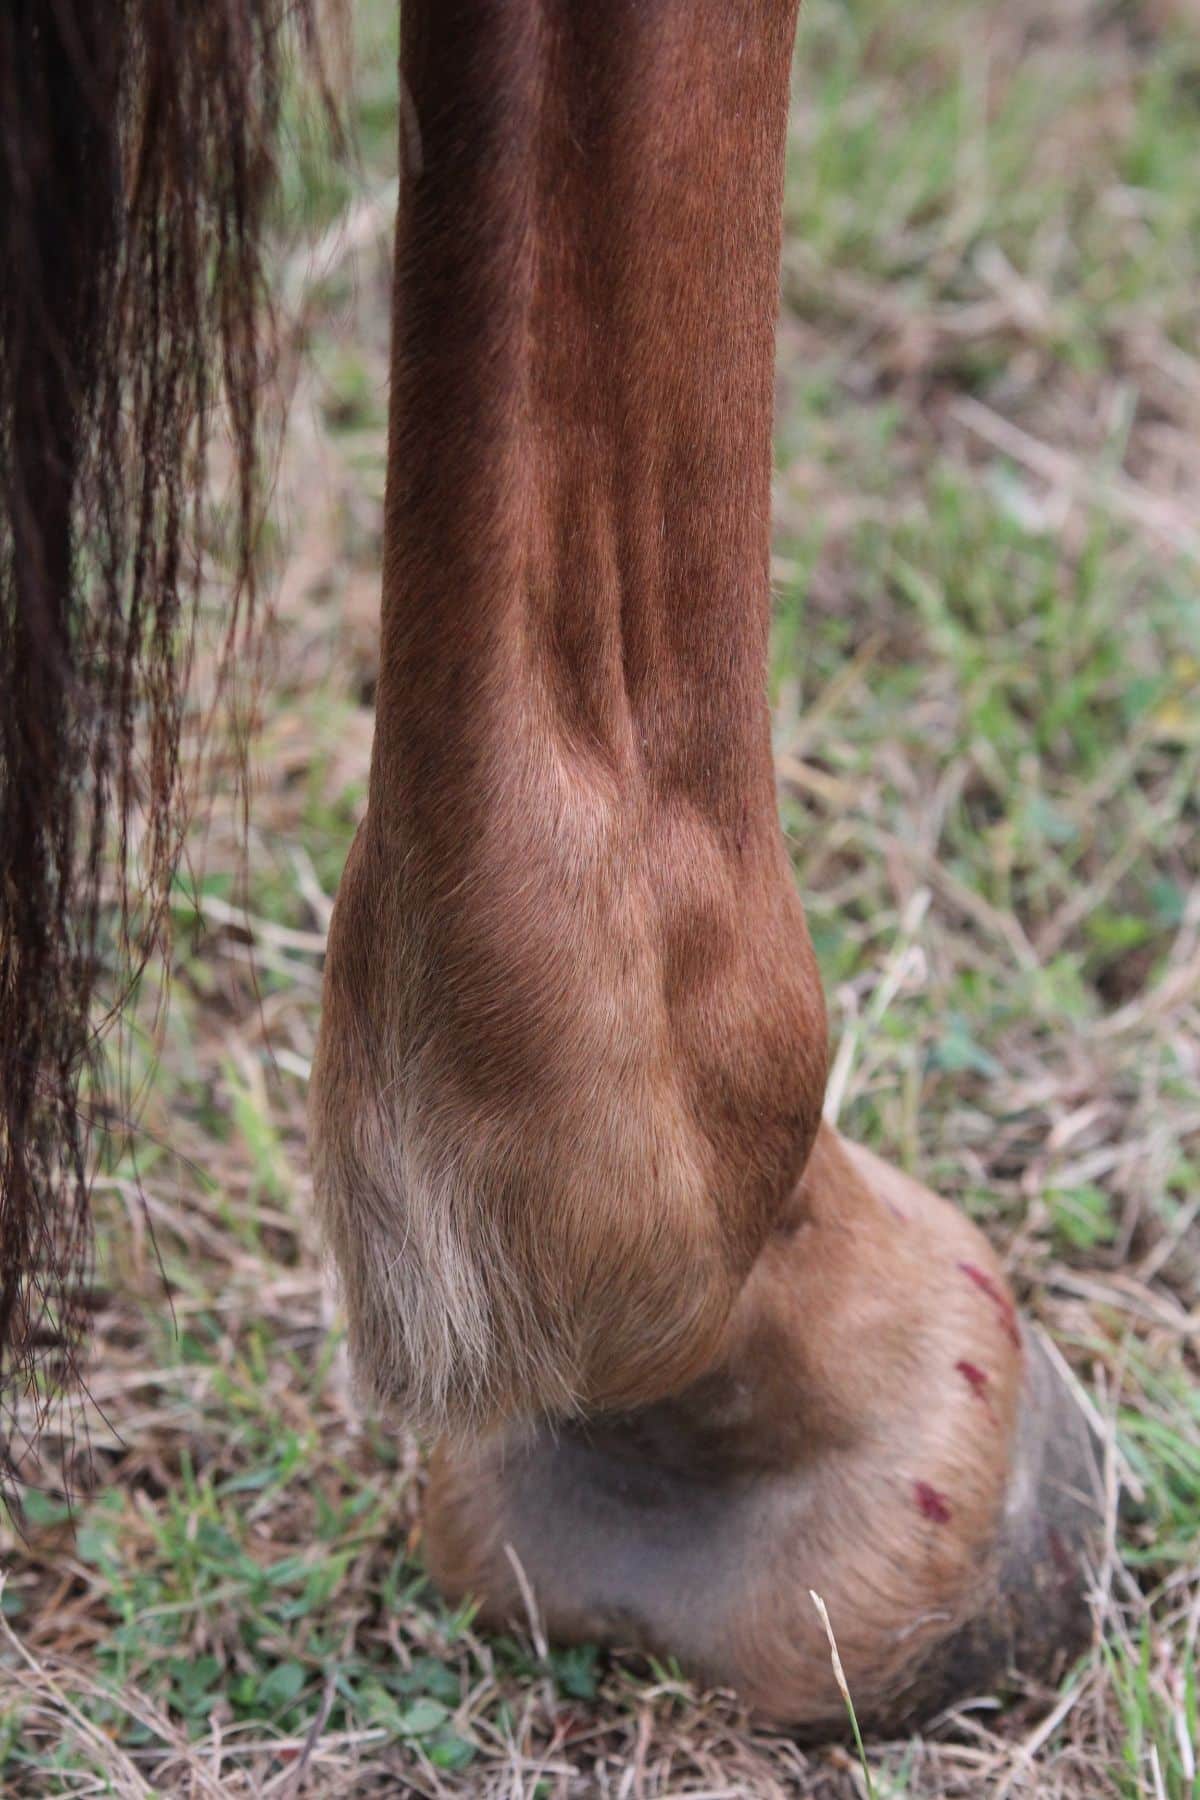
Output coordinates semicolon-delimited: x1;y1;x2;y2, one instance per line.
423;1128;1106;1737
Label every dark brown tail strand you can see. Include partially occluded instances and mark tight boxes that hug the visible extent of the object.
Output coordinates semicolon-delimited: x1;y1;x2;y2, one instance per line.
0;0;325;1475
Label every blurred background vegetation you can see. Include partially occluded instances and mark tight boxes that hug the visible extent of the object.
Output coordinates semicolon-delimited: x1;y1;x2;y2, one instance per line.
2;0;1197;1793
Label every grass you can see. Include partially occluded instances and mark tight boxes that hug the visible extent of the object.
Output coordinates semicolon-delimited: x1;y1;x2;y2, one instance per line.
2;0;1198;1792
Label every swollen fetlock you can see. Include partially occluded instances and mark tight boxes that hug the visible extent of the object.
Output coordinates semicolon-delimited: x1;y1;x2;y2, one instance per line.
423;1128;1105;1734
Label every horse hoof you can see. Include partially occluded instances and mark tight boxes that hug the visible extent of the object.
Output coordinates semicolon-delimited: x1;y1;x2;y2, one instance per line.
423;1132;1108;1736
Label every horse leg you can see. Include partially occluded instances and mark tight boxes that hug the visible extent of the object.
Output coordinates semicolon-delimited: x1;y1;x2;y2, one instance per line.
311;0;1103;1732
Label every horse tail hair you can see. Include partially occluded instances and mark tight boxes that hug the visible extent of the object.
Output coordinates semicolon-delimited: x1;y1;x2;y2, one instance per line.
0;0;327;1472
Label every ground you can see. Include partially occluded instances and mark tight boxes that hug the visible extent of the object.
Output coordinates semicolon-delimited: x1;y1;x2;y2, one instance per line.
2;0;1198;1793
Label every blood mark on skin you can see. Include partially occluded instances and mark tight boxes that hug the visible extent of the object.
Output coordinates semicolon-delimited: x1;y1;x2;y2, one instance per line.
957;1261;1021;1350
955;1357;997;1421
914;1480;953;1524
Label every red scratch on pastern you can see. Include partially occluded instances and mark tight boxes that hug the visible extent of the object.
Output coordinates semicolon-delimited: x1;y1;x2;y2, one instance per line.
914;1480;952;1524
955;1357;997;1421
957;1260;1021;1350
